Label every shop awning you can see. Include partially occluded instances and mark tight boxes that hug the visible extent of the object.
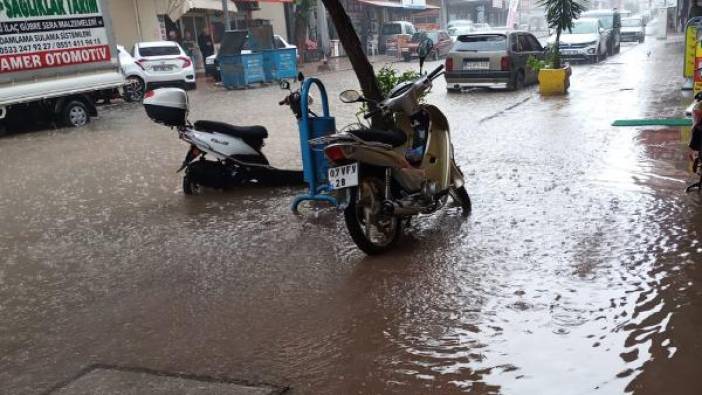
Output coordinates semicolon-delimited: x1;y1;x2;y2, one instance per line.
357;0;439;9
167;0;239;21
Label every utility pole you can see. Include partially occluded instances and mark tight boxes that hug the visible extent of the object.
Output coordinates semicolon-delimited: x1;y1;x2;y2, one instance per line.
441;0;448;29
222;0;231;30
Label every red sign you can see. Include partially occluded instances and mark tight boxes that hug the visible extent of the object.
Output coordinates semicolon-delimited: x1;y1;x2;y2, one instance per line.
0;45;110;73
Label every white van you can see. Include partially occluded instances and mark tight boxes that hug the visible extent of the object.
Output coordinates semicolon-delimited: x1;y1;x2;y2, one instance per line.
380;21;416;54
0;0;124;133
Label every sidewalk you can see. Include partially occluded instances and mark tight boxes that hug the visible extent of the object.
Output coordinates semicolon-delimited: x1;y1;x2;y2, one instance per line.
301;54;402;76
197;54;406;88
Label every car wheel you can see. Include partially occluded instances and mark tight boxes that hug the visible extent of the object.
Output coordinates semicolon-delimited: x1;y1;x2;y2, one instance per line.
62;100;90;127
123;76;145;102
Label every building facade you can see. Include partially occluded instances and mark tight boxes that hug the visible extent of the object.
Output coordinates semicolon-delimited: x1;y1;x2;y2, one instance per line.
107;0;291;69
445;0;508;26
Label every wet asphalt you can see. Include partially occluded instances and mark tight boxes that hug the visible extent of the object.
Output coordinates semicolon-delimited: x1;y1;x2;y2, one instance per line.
1;36;702;394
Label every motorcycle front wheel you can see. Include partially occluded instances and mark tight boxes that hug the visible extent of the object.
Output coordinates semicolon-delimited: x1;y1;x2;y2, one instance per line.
344;177;402;255
450;186;472;216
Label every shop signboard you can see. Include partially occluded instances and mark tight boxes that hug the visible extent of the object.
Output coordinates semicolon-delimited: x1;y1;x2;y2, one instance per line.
0;0;112;74
694;40;702;96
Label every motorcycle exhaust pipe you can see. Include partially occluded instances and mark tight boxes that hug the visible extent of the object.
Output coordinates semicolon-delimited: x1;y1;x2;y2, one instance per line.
382;200;422;217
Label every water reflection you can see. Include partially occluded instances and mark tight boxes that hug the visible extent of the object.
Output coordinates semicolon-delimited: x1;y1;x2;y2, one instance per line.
1;38;701;394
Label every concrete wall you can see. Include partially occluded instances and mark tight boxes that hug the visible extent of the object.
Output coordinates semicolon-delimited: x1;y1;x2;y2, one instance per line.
108;0;163;51
254;3;288;39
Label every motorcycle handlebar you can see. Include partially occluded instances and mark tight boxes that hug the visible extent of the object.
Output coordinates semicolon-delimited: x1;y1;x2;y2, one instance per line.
427;64;445;81
278;98;287;106
364;107;381;120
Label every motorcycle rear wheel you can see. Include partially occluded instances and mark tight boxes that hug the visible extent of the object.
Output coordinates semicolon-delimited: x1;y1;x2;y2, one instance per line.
344;178;402;255
182;173;202;195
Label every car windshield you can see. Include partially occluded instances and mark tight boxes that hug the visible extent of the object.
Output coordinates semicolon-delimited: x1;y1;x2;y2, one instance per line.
584;13;613;29
568;21;598;34
454;34;507;51
139;46;180;57
622;19;642;27
382;24;402;35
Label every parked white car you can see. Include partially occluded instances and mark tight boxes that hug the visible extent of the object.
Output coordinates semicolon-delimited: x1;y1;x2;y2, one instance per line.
621;17;645;43
133;41;196;91
117;45;147;102
547;18;608;63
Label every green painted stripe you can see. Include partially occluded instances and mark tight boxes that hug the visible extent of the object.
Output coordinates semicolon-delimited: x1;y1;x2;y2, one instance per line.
612;119;692;127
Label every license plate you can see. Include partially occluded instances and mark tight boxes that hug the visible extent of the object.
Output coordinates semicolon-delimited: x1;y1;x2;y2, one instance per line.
561;49;578;55
328;163;359;190
153;65;173;71
463;61;490;70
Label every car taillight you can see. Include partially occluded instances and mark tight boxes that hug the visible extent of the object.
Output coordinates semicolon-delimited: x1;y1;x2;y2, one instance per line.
144;90;155;99
179;56;192;68
445;57;453;71
501;56;511;71
325;146;346;162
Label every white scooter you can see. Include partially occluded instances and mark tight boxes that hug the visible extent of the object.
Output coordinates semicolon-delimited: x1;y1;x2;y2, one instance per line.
143;88;302;194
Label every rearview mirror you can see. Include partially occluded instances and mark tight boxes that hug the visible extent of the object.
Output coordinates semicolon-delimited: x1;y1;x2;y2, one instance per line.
339;89;362;103
599;27;604;34
279;80;290;90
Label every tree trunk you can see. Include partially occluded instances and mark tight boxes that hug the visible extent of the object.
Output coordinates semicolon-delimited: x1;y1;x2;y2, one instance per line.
554;28;562;69
320;0;383;106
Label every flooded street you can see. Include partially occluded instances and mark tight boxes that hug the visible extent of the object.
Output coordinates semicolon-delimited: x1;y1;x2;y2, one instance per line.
1;37;702;394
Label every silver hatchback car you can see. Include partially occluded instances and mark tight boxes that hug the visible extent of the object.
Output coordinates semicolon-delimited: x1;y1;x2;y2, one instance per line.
444;31;546;91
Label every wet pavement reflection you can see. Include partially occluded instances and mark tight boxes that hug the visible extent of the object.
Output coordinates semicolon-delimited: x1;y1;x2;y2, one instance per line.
1;37;702;394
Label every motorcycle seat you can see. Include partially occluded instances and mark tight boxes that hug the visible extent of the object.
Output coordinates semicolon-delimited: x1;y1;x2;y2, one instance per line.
194;120;268;140
349;128;407;147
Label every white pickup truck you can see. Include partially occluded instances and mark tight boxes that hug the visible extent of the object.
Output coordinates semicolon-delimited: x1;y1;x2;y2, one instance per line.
0;0;124;134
